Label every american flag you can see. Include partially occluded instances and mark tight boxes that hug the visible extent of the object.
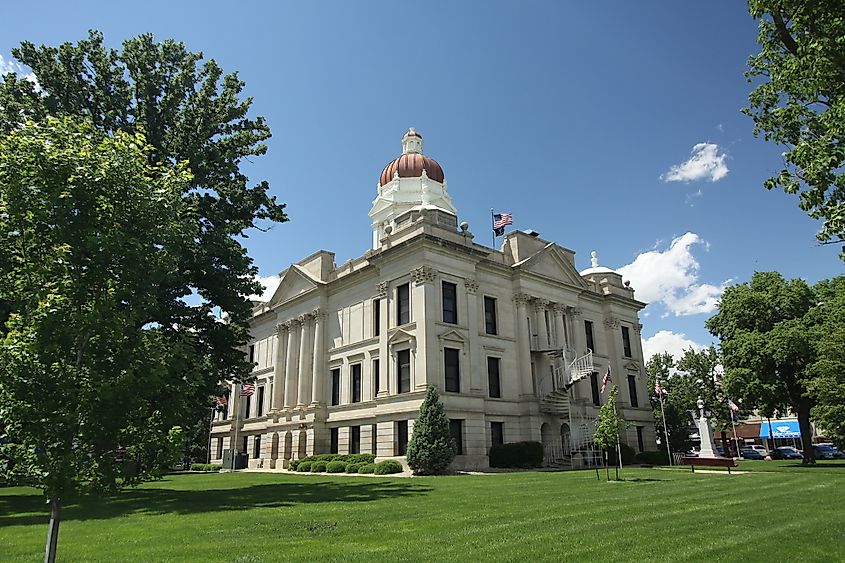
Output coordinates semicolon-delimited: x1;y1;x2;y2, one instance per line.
240;384;256;397
492;212;513;236
729;399;739;421
654;378;663;395
600;366;612;394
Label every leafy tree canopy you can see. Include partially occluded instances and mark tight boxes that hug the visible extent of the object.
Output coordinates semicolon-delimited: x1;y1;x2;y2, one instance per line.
745;1;845;256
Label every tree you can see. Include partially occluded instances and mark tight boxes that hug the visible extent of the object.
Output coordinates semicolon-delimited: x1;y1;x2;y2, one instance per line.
406;386;457;475
0;31;285;561
706;272;822;463
646;353;694;455
805;276;845;447
745;1;845;257
593;385;624;480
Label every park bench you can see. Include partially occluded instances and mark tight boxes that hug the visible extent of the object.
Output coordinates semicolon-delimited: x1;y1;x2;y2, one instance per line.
681;456;738;474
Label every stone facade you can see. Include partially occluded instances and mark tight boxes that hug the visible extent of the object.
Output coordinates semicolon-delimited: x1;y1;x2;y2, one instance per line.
209;130;654;470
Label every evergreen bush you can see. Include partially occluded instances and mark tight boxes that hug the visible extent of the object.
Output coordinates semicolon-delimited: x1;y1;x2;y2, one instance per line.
289;459;300;471
311;461;327;473
489;442;543;468
634;450;669;465
406;386;457;475
357;463;376;474
296;461;312;472
346;462;364;473
326;461;347;473
373;460;403;475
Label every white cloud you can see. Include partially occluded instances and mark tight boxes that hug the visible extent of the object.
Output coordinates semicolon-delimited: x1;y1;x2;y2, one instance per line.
662;143;729;183
642;330;704;362
618;232;727;316
249;274;281;302
0;53;39;88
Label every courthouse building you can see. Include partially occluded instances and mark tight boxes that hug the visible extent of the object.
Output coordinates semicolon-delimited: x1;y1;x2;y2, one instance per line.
209;129;654;470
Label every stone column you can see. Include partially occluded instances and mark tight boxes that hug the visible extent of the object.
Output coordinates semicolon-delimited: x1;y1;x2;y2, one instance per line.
270;323;287;413
534;299;550;349
553;304;568;351
411;265;436;390
513;293;533;397
569;307;584;353
310;309;325;406
465;279;483;395
283;319;300;410
297;314;311;408
376;282;389;397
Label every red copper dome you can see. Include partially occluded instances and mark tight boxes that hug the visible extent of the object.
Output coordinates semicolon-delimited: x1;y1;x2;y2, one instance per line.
379;153;445;186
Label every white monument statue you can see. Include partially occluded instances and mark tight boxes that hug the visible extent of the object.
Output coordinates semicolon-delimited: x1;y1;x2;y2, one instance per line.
696;397;718;457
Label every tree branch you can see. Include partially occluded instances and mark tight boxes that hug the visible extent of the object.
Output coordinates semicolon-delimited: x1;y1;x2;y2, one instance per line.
772;11;799;55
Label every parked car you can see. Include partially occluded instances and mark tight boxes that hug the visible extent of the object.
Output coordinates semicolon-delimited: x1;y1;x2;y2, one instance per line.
747;444;768;456
740;448;766;460
770;446;802;460
813;444;845;460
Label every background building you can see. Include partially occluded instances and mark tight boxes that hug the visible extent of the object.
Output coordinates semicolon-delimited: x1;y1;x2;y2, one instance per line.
210;129;654;469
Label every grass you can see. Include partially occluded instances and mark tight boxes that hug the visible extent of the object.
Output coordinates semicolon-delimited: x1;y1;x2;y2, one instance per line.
1;462;844;562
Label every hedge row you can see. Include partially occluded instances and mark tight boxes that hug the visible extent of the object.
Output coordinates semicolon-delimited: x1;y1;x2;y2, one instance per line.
289;453;375;471
290;459;402;475
489;442;543;468
189;463;222;472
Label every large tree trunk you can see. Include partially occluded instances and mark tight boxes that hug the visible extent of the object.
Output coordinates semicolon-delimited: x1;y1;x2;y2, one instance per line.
796;398;816;465
44;498;61;563
720;432;730;456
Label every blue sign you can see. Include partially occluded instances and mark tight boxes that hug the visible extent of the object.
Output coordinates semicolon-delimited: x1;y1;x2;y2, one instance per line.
759;419;801;439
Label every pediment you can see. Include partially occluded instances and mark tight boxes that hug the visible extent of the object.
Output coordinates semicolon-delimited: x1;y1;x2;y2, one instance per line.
437;328;467;344
624;361;640;372
516;244;586;287
267;265;321;305
387;327;416;346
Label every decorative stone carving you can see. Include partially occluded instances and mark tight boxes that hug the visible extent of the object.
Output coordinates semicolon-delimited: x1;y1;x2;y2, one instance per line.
513;293;532;307
634;323;643;334
311;308;325;320
274;322;288;334
552;304;568;316
411;265;437;286
376;281;388;298
464;279;479;294
604;316;620;329
568;307;582;317
533;298;550;311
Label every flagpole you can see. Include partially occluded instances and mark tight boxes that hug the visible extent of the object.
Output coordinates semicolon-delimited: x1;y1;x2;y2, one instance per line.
658;388;672;465
728;398;740;458
491;208;495;247
231;383;240;470
612;400;622;474
206;405;215;465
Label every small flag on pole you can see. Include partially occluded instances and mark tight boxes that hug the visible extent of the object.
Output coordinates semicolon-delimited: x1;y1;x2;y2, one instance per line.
240;384;256;397
729;399;739;421
492;212;513;236
600;366;612;394
654;378;663;396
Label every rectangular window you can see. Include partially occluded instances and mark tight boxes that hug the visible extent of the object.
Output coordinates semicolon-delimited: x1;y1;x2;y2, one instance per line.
216;437;223;459
622;326;632;358
491;421;504;447
222;396;229;420
244;395;252;419
248;344;255;364
397;283;410;325
330;428;339;454
636;426;645;452
253;435;261;459
444;347;460;393
544;310;552;345
372;424;378;455
628;374;639;408
396;420;408;455
350;426;360;454
242;436;248;455
487;357;501;398
331;368;341;406
372;358;380;398
590;372;600;406
373;298;381;336
450;419;464;455
397;349;411;393
585;320;595;352
484;296;498;335
351;364;362;403
442;281;458;324
256;386;265;416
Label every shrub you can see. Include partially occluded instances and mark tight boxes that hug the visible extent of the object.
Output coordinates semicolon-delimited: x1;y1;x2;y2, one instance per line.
607;444;637;466
489;442;543;468
635;450;669;465
189;463;222;472
296;461;312;472
313;454;340;462
373;460;403;475
289;459;300;471
357;463;376;474
345;453;375;465
326;461;347;473
406;386;457;475
311;461;327;473
346;462;364;473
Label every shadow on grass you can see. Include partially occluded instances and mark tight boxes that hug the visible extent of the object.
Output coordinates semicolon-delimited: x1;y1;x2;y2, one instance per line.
0;479;432;528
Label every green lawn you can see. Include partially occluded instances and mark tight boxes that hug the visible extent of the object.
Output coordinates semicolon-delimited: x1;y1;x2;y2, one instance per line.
2;462;844;562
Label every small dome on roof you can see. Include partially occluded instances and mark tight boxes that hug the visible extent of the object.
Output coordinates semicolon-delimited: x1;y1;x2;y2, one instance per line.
579;251;617;276
378;128;445;186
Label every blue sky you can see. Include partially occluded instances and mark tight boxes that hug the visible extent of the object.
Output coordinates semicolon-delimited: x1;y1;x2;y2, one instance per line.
2;1;841;359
